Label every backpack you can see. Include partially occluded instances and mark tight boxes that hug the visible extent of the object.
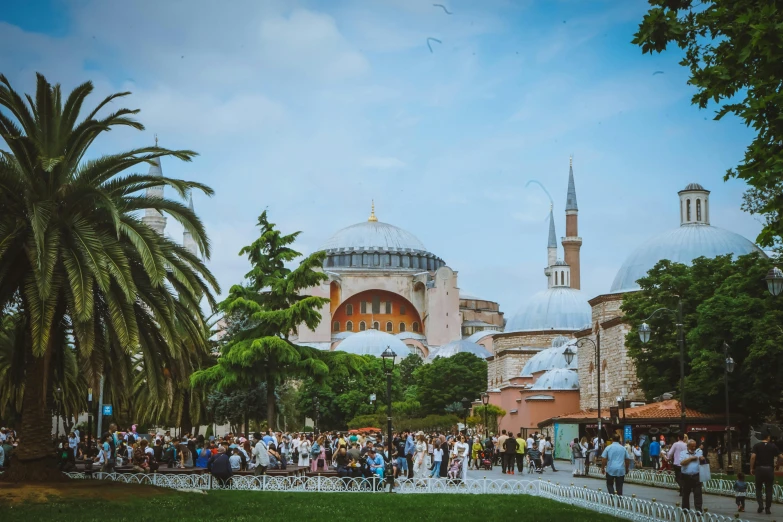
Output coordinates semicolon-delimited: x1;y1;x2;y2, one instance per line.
572;444;583;459
310;442;320;459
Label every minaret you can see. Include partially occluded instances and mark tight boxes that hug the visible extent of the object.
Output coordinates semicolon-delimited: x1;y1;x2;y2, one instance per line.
562;155;582;289
142;134;167;236
183;193;199;256
547;203;557;268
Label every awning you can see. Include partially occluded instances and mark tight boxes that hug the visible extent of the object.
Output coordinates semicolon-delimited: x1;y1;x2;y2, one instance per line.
687;424;738;432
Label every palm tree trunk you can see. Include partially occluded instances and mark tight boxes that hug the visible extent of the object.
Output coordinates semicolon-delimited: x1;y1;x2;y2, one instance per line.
180;391;192;435
0;352;63;482
266;375;276;431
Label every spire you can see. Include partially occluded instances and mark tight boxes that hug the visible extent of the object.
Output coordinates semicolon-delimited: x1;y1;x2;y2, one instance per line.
183;192;199;256
188;192;194;212
547;203;556;248
566;155;578;212
142;135;166;236
368;200;378;222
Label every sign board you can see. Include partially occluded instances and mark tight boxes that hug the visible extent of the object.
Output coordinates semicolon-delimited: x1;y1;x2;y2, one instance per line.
624;425;633;442
102;405;113;416
370;394;376;402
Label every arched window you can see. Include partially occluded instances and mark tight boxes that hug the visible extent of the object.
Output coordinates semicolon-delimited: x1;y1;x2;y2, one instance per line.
686;199;691;221
346;304;353;316
386;321;393;332
373;321;380;330
359;321;366;331
347;321;353;332
560;271;564;285
696;199;702;221
412;322;420;333
399;322;406;332
333;321;339;332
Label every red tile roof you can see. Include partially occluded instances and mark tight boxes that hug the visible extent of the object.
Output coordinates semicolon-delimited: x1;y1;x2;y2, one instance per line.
545;400;722;423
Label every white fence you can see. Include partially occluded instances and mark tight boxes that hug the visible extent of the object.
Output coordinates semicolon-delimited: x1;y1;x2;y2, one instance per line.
587;465;783;504
63;472;748;522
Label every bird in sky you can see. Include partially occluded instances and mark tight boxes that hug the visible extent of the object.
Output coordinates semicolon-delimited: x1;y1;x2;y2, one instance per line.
427;38;442;53
653;71;664;75
433;4;452;14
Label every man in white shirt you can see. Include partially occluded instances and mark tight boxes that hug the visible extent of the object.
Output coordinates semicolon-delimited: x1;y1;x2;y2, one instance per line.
526;435;535;455
252;431;269;475
678;440;704;512
667;434;688;495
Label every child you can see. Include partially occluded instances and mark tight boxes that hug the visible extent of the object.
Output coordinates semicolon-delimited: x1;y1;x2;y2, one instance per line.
430;442;443;478
447;457;463;479
733;472;747;512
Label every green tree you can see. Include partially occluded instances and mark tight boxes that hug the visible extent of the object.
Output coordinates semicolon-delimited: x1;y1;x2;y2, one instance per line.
399;353;422;391
192;211;363;429
633;1;783;248
413;352;487;415
622;252;783;424
0;74;218;479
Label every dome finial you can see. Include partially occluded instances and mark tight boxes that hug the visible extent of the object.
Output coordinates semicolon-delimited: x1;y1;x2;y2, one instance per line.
569;154;572;168
154;133;158;147
368;200;378;222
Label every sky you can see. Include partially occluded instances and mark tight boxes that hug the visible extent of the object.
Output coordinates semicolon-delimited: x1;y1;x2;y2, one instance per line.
0;0;762;319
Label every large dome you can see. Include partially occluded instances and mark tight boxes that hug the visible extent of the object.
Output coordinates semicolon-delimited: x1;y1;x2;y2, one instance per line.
531;368;579;391
520;340;578;377
610;225;764;293
505;288;591;333
320;218;445;271
424;339;491;363
333;329;412;359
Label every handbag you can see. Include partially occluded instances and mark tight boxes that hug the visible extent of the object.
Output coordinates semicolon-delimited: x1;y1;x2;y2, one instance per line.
699;463;711;483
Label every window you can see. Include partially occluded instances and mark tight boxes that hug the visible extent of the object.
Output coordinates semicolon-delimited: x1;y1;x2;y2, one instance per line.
373;321;379;330
400;305;407;315
359;321;366;331
696;199;702;221
385;301;392;314
333;321;339;332
372;296;380;314
386;321;393;332
346;304;353;316
399;322;406;332
560;271;564;285
686;199;691;221
360;301;367;314
347;321;353;332
412;322;420;332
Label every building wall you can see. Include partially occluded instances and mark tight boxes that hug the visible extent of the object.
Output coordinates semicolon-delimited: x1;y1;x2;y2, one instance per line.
487;349;541;388
489;386;580;435
331;289;423;335
459;299;505;327
493;330;572;352
424;266;461;346
296;278;331;343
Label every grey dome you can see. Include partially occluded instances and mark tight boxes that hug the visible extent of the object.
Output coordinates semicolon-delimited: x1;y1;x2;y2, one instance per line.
521;341;578;377
396;331;427;341
424;339;491;363
610;225;764;293
334;329;412;359
682;183;705;191
506;288;591;333
551;335;570;348
531;368;579;391
321;221;427;251
464;330;497;343
332;331;354;340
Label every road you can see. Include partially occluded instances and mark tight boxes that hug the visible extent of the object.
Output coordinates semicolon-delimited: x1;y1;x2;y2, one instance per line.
466;461;775;521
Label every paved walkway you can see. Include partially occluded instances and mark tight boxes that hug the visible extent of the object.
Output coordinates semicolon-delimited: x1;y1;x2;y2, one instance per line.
466;461;776;522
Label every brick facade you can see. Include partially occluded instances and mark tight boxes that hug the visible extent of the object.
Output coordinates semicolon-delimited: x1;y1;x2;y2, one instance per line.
487;330;576;388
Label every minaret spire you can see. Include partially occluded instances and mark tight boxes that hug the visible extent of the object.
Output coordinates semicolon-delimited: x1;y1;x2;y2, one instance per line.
183;192;199;256
562;155;582;289
546;203;558;288
368;200;378;222
141;135;166;236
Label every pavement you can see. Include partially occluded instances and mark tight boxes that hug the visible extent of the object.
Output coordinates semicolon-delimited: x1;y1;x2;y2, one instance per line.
466;461;779;522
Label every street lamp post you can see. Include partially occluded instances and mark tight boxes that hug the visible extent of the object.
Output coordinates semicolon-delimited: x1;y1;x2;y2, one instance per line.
313;397;320;436
87;387;93;456
461;397;471;436
638;296;687;435
55;386;63;439
481;392;489;438
381;347;397;494
567;334;602;440
723;341;735;473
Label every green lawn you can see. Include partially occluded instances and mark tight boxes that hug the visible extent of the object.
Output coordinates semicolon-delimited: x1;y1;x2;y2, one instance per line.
712;472;783;486
2;489;621;521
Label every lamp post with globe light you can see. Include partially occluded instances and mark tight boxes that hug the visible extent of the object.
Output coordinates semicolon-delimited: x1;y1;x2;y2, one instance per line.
461;397;471;436
722;341;736;473
765;266;783;296
381;347;397;493
565;337;603;441
481;392;490;438
637;296;687;435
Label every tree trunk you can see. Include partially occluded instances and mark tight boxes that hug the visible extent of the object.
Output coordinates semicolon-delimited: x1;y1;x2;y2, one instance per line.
180;391;192;436
266;375;276;431
0;352;64;482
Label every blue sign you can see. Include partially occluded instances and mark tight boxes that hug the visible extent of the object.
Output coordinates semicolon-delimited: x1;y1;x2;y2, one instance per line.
624;425;633;442
102;405;113;416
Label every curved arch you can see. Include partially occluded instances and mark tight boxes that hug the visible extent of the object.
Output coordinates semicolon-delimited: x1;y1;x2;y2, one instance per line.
401;338;429;359
359;321;366;331
385;321;393;332
330;281;341;314
332;289;424;336
346;320;353;332
373;321;380;330
399;322;406;332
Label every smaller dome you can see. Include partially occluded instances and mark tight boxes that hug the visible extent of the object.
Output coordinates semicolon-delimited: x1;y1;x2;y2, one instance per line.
506;288;592;332
332;331;354;340
396;331;427;342
551;335;570;348
682;183;706;191
424;340;491;363
531;368;579;391
553;259;568;266
334;329;412;360
464;330;497;344
520;341;578;377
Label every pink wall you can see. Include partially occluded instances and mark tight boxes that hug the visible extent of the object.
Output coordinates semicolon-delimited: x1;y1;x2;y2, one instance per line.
488;378;580;437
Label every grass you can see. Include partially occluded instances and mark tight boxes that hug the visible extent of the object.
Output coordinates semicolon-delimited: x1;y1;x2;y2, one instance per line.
711;472;783;487
0;482;623;521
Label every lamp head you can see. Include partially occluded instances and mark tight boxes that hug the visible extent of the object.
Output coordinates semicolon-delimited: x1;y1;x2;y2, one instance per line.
381;347;397;371
563;346;575;366
765;266;783;296
461;397;471;411
638;322;651;344
481;392;489;405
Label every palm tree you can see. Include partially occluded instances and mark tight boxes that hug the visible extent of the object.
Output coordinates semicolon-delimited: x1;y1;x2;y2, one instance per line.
0;73;219;480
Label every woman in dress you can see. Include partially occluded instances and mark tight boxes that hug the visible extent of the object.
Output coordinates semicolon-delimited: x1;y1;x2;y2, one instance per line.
452;435;470;480
412;432;428;478
298;436;311;468
311;436;328;472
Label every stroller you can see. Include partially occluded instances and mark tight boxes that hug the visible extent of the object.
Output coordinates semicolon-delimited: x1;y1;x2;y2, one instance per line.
447;457;464;479
527;450;543;474
478;450;493;471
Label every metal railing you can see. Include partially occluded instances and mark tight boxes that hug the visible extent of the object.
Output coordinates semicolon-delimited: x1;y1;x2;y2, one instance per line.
587;465;783;504
62;472;748;522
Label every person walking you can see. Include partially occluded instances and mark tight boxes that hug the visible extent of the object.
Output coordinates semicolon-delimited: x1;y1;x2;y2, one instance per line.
497;430;509;473
252;432;270;476
649;437;660;470
515;433;526;473
750;430;783;515
503;432;518;475
733;471;748;513
678;439;705;513
542;436;557;472
404;431;415;479
667;434;688;495
601;435;631;496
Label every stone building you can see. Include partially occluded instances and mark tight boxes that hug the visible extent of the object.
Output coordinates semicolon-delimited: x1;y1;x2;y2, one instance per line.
576;183;766;411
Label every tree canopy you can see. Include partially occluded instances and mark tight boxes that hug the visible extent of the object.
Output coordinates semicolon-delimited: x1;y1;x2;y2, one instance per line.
633;0;783;248
622;252;783;425
413;352;488;415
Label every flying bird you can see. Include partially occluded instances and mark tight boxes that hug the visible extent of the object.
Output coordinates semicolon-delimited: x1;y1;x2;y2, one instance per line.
426;37;442;53
433;4;452;14
653;71;664;75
